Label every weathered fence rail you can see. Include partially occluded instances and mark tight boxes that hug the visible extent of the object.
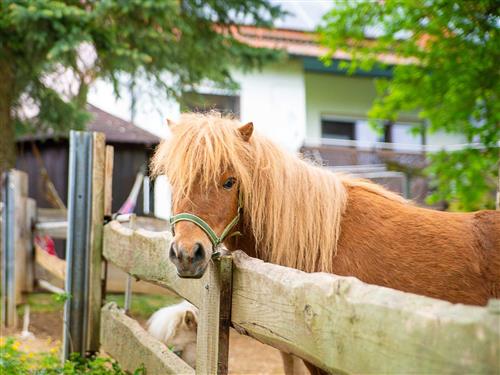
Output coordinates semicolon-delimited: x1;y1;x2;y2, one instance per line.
34;244;66;289
35;208;67;239
103;219;500;374
100;302;194;375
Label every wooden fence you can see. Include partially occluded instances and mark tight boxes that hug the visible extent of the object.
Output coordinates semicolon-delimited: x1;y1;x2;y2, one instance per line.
1;131;499;374
102;220;500;374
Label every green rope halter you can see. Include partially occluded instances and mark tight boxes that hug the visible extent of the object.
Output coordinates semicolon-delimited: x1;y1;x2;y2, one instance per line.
169;192;242;251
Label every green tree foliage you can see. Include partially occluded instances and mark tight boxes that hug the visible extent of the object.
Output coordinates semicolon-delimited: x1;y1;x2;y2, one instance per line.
0;0;282;172
319;0;499;210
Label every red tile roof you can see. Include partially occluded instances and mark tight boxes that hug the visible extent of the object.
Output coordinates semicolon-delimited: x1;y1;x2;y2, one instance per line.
232;26;413;65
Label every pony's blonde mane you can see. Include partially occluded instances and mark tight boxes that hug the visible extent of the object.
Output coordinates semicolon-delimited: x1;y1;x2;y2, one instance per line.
151;112;406;273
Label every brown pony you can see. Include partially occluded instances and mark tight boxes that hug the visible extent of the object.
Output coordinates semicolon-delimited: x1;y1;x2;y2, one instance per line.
151;112;500;374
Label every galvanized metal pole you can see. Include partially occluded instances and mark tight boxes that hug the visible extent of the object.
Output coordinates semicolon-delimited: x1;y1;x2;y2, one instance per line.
63;132;93;360
1;171;16;328
63;131;106;360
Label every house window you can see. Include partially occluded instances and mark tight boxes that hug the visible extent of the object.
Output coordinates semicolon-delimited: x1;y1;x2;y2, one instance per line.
182;92;240;117
321;119;355;140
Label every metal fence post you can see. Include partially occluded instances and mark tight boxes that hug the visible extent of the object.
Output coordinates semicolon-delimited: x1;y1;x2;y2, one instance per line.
1;171;16;328
63;131;105;360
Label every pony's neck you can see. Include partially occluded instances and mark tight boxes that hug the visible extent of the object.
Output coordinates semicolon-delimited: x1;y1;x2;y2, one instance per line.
226;217;258;258
238;149;348;272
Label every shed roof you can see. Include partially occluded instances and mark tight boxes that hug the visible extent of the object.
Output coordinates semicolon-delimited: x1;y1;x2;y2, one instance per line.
86;104;159;145
17;104;159;145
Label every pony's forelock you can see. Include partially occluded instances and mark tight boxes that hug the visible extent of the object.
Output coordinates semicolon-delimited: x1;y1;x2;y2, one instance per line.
151;112;253;202
151;112;406;273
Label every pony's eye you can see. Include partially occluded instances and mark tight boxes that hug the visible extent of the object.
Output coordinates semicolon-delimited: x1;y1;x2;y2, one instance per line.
222;177;236;190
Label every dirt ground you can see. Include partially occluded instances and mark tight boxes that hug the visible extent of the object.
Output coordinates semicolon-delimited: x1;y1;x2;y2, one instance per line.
3;308;296;374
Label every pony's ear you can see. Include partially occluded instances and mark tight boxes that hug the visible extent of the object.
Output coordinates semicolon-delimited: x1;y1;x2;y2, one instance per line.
184;310;197;329
238;122;253;142
166;118;177;127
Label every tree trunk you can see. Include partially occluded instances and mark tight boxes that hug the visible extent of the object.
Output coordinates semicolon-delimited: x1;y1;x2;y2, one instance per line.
0;61;15;174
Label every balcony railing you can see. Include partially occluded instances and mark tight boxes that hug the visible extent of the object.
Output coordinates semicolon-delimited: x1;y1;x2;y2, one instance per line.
304;137;496;153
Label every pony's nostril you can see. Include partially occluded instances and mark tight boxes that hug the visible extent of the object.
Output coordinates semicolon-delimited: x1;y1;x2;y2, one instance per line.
169;242;177;260
193;243;205;262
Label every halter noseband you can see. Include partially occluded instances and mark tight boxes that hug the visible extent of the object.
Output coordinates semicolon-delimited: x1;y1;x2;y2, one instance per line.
169;192;242;250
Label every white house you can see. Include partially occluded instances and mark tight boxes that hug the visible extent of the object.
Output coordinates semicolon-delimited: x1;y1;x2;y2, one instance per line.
89;1;465;150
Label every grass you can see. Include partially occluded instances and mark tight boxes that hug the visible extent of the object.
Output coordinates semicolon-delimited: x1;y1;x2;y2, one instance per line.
16;291;181;321
105;293;181;320
23;293;65;313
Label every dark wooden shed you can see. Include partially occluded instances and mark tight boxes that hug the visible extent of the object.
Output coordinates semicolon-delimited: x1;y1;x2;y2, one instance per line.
16;104;160;214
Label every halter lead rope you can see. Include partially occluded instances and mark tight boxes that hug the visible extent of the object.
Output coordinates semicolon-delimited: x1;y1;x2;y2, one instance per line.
169;191;243;252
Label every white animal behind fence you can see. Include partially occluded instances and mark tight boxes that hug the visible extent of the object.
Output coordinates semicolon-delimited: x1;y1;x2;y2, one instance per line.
147;300;198;368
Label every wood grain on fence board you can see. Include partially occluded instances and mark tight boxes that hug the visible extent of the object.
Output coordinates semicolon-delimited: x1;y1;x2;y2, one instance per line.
35;208;67;239
103;220;203;306
87;132;106;352
231;252;499;374
36;208;66;222
1;170;28;327
34;221;67;239
101;302;194;375
102;220;500;374
104;146;114;217
196;255;232;375
34;244;66;284
14;172;28;304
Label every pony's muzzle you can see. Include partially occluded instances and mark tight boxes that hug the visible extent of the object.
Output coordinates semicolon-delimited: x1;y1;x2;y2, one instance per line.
169;241;208;278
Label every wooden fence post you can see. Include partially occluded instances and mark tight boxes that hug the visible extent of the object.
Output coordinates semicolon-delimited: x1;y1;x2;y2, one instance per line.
104;146;114;219
87;132;106;353
63;131;105;360
101;145;114;307
196;255;233;375
1;170;29;328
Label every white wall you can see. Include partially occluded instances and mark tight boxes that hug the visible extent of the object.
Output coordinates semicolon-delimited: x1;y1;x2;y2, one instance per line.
234;60;306;152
